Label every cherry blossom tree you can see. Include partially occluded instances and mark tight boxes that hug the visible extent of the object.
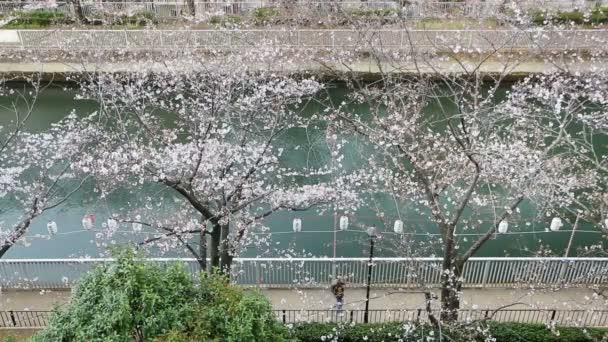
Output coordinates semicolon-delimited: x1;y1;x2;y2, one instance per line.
73;57;356;272
326;44;608;321
0;77;97;257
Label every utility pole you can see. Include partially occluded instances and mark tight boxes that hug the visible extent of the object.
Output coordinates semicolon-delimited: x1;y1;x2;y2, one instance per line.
364;227;376;324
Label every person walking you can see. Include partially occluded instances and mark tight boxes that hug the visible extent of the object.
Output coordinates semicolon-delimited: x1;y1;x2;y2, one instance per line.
331;279;345;310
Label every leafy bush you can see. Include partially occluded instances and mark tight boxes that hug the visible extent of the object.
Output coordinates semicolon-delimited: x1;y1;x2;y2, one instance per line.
113;10;158;27
161;273;288;341
349;8;399;18
209;14;242;26
6;10;67;28
30;250;287;342
532;8;608;26
290;322;608;342
253;6;279;24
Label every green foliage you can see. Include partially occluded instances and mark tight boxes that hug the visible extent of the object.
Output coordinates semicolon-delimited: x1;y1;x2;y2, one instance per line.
348;8;398;18
485;322;608;342
1;336;19;342
159;273;288;341
30;250;196;342
30;250;286;342
5;10;67;28
114;10;158;27
209;14;242;26
532;8;608;26
253;6;279;24
290;322;608;342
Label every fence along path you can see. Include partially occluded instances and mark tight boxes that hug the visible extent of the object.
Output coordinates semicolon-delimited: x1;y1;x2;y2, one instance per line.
1;257;607;289
1;29;608;51
2;309;608;328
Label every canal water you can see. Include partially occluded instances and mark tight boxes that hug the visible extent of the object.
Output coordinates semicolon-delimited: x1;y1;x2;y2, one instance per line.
0;84;604;259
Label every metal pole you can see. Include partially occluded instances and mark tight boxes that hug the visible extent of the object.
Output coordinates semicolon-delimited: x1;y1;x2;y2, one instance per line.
364;236;374;324
332;213;337;279
564;214;581;258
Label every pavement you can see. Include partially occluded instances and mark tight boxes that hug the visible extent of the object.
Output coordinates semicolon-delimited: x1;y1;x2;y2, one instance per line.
0;58;607;78
1;287;605;312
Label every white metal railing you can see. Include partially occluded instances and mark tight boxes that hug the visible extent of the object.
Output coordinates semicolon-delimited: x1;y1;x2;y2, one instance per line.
1;257;607;289
2;1;608;19
2;29;608;51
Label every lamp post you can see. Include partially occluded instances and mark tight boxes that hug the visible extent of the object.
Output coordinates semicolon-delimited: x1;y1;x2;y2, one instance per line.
364;226;376;324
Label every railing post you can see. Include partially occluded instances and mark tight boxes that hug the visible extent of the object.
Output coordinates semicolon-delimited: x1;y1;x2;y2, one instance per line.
282;309;286;324
481;260;490;286
558;260;567;285
9;310;16;327
17;30;24;49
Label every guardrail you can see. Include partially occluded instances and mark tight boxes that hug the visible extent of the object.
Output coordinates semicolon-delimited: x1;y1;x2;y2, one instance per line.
1;257;607;289
274;309;608;326
2;309;608;328
2;29;608;51
1;1;606;19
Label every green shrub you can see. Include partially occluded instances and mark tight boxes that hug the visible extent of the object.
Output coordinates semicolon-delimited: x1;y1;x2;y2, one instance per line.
209;14;242;26
6;10;66;28
290;322;608;342
349;8;398;18
531;8;608;26
113;10;158;27
253;6;279;24
30;250;287;342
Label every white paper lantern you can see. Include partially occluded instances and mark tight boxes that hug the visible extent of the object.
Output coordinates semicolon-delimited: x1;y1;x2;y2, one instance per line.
498;220;508;234
366;226;376;237
107;218;118;231
47;221;58;235
132;215;142;232
604;218;608;230
550;217;563;232
292;218;302;232
393;220;404;234
206;220;214;233
339;216;349;231
82;215;94;230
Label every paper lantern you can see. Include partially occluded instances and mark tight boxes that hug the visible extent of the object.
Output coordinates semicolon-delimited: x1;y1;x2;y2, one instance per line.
293;218;302;232
339;216;349;231
393;220;404;234
498;220;508;234
47;221;58;235
366;226;376;237
550;217;563;232
82;215;94;230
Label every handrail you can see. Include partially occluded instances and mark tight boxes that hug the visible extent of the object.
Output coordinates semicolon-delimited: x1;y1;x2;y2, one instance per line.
1;257;607;262
3;309;608;327
1;257;607;289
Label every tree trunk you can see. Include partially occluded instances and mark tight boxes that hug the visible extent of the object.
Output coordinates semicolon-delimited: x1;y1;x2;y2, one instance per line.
68;0;86;24
209;227;221;269
198;230;207;272
186;0;196;17
219;223;232;273
440;263;462;322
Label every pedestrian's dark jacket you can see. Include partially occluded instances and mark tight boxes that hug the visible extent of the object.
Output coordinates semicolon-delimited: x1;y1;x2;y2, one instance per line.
331;282;345;299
